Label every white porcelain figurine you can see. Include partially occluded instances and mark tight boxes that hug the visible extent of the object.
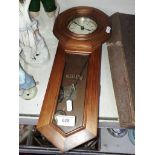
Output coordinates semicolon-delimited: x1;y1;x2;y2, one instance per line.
19;0;49;66
19;63;38;100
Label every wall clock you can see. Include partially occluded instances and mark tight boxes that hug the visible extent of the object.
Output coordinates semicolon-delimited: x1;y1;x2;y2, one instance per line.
37;6;111;152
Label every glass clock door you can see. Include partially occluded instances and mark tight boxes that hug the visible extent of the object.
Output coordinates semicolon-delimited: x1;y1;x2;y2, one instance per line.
52;53;89;134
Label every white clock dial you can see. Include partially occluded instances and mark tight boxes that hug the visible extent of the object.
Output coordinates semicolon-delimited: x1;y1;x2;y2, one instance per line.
68;17;97;35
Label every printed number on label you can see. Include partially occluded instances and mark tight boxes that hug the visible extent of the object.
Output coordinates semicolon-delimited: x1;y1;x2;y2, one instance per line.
56;115;75;126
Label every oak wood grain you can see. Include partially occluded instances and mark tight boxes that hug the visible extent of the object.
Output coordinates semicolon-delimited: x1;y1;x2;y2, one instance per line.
37;6;111;152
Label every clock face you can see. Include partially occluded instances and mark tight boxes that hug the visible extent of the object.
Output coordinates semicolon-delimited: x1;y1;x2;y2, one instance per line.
68;17;97;35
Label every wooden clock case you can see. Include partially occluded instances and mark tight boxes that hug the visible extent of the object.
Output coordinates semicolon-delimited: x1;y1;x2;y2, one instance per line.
37;6;111;152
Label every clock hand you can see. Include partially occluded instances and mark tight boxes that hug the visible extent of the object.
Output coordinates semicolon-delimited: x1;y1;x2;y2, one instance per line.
73;21;91;31
84;27;92;31
73;21;82;27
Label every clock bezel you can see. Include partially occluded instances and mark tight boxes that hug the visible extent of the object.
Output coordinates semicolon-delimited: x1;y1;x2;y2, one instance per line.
53;6;111;52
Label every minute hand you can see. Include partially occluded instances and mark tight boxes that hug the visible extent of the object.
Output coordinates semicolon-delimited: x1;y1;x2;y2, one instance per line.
73;21;91;31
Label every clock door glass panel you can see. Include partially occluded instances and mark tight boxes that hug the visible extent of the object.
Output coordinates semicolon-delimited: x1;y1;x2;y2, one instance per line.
52;53;89;134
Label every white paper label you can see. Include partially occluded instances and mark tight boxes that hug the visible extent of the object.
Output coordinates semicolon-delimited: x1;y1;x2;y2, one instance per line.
106;26;111;33
56;115;75;126
66;99;73;111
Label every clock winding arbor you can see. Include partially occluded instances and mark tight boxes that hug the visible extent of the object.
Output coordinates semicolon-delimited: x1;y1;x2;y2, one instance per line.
37;6;111;152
